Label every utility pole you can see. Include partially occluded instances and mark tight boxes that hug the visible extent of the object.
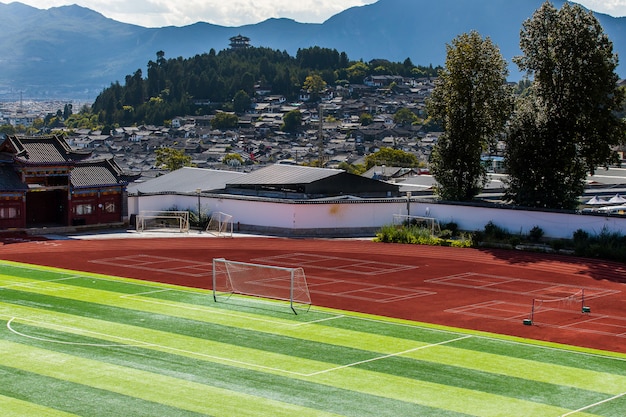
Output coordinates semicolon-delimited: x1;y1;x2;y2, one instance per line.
318;104;325;167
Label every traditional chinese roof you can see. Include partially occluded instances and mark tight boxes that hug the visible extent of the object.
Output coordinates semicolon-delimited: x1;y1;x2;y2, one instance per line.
0;135;92;165
0;165;28;191
71;159;137;188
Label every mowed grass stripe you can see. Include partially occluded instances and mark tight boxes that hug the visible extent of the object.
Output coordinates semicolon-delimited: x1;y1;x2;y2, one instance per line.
1;321;598;417
0;322;469;417
2;275;625;396
0;301;611;416
0;364;207;417
1;262;620;414
0;393;79;417
0;339;345;417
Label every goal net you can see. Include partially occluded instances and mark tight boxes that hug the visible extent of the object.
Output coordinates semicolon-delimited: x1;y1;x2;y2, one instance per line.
212;258;311;314
206;211;233;237
393;214;441;234
136;210;190;233
523;289;590;326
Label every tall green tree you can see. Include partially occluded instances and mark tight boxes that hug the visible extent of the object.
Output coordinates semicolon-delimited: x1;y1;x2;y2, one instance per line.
393;108;418;126
303;74;327;100
427;31;513;201
155;147;194;171
211;112;239;129
232;90;252;114
505;2;626;209
281;109;302;133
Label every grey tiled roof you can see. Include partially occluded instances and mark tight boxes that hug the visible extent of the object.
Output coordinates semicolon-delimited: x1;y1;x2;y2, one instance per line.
70;159;125;188
0;166;28;191
3;135;91;164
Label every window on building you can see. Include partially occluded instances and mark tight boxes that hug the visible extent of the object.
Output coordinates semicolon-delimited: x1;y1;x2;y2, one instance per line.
0;207;19;219
75;204;93;215
104;202;116;213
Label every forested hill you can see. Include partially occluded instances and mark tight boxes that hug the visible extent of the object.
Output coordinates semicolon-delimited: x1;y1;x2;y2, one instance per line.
1;0;625;99
91;46;440;126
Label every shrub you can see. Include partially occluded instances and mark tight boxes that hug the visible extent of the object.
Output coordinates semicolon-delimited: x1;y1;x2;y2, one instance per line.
440;221;459;236
528;225;544;242
483;221;510;240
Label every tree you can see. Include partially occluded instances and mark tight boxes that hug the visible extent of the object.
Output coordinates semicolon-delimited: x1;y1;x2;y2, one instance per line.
365;147;419;170
211;112;239;129
359;112;373;126
427;31;513;201
505;2;626;209
393;108;418;126
222;153;244;167
303;74;327;100
232;90;252;114
155;147;194;171
281;109;302;133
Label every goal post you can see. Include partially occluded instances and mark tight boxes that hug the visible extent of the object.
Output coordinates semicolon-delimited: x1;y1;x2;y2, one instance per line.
206;211;233;237
523;289;590;326
392;214;441;234
136;210;190;233
212;258;311;314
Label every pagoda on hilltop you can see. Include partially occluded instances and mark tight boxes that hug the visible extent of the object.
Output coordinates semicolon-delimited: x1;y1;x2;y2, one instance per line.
229;34;251;49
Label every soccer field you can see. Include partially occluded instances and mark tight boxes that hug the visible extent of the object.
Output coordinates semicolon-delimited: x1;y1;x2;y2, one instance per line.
1;260;625;417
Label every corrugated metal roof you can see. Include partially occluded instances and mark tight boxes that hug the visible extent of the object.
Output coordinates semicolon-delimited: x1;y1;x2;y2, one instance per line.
227;164;343;186
127;167;247;194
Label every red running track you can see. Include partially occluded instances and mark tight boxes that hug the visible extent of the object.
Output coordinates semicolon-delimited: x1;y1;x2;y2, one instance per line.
1;235;625;354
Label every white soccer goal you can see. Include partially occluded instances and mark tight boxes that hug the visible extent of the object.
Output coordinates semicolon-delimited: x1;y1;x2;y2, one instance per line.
523;289;590;326
206;211;233;237
392;214;441;234
136;210;190;233
212;258;311;314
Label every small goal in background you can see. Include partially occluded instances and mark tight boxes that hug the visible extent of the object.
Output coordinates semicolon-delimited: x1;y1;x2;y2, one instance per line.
206;211;233;237
136;210;190;233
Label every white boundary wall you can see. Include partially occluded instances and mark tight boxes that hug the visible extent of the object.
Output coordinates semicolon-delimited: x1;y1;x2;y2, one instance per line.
127;193;626;238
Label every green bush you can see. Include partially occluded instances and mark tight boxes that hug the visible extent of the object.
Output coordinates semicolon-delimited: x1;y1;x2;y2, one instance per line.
528;225;544;242
483;221;510;240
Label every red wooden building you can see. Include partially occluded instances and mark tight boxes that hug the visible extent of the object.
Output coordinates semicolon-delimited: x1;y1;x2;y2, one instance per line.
0;135;136;229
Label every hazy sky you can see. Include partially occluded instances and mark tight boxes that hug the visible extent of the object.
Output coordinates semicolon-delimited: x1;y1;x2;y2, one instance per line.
6;0;626;28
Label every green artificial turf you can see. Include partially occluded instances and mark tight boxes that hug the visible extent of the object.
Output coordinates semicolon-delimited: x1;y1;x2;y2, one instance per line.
0;260;624;417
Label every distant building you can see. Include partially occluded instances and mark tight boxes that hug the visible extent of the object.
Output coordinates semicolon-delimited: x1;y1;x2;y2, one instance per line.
0;135;137;229
229;34;251;49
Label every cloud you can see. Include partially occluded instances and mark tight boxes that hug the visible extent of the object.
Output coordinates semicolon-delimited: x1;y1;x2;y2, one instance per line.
575;0;626;16
13;0;377;27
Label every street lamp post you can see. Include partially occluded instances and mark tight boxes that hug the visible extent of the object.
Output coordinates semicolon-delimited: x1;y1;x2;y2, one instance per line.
196;188;202;233
406;191;411;217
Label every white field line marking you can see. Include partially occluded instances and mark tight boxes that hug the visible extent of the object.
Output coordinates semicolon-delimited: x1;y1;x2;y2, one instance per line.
329;313;626;363
5;316;309;376
560;391;626;417
122;295;323;328
120;289;173;297
0;275;82;289
305;335;472;377
7;317;153;348
290;315;345;327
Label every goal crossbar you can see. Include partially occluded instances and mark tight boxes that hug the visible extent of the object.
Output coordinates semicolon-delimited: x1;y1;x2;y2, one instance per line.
212;258;311;314
136;210;190;233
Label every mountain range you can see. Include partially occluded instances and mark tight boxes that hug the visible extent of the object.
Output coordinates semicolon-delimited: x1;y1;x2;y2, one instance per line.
1;0;625;100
